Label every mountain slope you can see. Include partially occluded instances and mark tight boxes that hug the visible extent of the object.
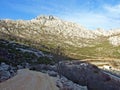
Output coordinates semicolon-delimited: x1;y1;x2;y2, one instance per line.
0;15;120;60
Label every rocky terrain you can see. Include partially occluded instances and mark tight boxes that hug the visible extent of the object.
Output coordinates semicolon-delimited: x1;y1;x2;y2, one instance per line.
0;15;120;70
58;61;120;90
0;15;120;90
0;39;88;90
1;60;120;90
0;62;16;82
0;39;120;90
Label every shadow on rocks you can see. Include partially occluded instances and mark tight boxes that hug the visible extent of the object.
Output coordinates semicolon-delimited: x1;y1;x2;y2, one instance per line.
57;61;120;90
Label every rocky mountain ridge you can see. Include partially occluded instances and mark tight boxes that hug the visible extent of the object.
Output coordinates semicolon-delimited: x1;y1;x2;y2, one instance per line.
1;15;120;37
1;15;120;59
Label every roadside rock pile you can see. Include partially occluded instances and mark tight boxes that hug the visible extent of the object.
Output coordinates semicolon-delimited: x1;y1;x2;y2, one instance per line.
56;75;88;90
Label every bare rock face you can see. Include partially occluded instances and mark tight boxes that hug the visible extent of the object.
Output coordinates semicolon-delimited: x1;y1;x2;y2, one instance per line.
57;61;120;90
108;36;120;46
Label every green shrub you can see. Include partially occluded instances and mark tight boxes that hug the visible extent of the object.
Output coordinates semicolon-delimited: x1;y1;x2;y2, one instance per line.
0;57;7;63
37;56;53;64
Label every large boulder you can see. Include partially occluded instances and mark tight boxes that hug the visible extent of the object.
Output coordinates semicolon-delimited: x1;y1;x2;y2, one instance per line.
57;61;120;90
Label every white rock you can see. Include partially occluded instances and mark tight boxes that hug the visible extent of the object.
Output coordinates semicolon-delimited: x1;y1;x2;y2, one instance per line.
0;62;9;70
108;36;120;46
103;65;112;70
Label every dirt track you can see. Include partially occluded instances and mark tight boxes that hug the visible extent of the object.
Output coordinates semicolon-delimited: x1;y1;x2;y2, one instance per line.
0;69;59;90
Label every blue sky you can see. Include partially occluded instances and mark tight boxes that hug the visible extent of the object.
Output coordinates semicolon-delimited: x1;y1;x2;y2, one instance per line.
0;0;120;30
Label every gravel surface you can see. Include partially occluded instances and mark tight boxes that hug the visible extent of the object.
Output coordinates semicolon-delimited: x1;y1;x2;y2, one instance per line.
0;69;59;90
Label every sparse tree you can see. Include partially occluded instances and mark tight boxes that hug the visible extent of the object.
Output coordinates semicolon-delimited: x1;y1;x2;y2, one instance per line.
49;15;54;20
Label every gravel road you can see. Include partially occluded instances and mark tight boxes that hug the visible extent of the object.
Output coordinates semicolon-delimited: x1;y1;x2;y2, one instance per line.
0;69;59;90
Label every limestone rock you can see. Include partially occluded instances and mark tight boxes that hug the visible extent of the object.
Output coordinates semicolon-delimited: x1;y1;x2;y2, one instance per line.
108;36;120;46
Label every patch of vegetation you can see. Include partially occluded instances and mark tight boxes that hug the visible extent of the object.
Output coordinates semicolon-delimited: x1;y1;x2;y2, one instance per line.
1;29;120;61
0;57;8;63
37;56;54;64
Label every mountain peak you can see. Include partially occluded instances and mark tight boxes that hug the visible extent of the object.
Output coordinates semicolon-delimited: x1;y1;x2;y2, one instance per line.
35;15;58;20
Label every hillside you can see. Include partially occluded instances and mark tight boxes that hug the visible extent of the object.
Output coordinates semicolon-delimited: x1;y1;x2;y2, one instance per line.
0;15;120;60
0;15;120;70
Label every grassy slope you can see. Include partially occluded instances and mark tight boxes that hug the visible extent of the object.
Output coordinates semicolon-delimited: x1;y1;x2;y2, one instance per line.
1;32;120;60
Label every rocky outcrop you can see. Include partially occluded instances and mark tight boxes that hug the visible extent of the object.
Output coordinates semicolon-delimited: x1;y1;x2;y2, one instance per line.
57;61;120;90
56;75;88;90
0;62;16;82
108;36;120;46
94;28;120;36
0;39;53;65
